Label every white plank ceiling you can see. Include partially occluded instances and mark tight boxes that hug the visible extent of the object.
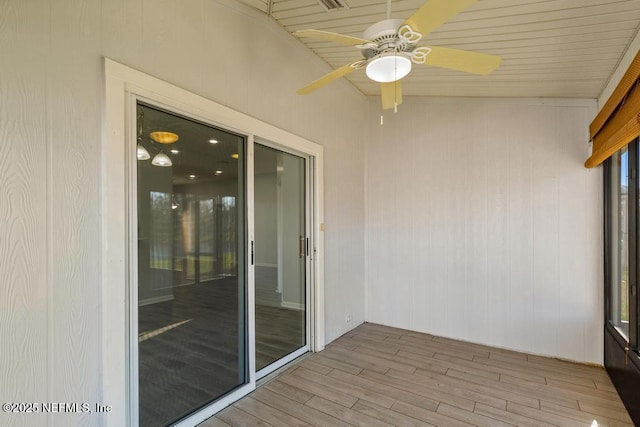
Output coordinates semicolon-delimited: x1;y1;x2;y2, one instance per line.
237;0;640;98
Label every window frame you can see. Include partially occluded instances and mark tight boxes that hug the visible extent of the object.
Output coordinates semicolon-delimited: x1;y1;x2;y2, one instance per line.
630;142;639;349
604;139;639;351
103;58;326;427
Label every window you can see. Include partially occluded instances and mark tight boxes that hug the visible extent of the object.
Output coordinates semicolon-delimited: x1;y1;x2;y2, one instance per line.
605;141;638;348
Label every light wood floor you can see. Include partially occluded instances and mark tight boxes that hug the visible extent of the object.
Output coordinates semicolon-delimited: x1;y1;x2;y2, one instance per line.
201;322;634;427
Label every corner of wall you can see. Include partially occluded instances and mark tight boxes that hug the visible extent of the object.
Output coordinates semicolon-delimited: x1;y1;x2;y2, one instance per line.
598;25;640;108
363;99;371;324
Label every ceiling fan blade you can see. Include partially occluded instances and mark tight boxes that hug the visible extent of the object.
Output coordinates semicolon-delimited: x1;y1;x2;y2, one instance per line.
381;81;403;110
403;0;476;38
424;46;501;75
293;29;372;46
297;62;360;95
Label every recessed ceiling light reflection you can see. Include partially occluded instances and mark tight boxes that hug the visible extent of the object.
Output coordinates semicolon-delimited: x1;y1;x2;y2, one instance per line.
215;170;223;175
188;174;196;179
231;153;239;159
170;149;179;154
209;139;218;144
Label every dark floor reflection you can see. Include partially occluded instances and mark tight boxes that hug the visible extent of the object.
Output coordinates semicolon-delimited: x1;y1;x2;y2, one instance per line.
255;266;305;371
138;275;303;426
138;278;241;426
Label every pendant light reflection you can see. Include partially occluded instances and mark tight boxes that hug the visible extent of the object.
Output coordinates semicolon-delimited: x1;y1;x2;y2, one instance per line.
171;195;179;210
137;107;175;167
152;151;172;167
150;131;179;144
137;144;151;160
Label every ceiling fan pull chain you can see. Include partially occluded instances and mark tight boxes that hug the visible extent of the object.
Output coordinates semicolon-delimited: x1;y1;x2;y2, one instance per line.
394;75;398;113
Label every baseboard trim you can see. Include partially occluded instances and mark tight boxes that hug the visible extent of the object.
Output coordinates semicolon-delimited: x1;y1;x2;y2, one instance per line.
139;294;174;306
281;301;304;311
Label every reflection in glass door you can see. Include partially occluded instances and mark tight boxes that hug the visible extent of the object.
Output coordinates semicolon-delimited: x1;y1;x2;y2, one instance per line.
608;147;630;340
254;144;308;373
136;103;246;426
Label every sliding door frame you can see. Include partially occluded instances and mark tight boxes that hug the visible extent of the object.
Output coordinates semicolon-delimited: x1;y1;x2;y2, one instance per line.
103;59;325;427
603;139;640;424
253;140;314;380
604;142;638;347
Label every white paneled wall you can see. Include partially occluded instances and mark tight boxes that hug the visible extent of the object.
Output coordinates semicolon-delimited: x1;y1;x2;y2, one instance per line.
0;0;365;425
365;97;603;364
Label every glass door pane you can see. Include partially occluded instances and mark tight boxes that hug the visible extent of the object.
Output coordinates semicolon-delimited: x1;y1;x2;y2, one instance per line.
254;144;307;371
609;147;629;340
136;103;246;426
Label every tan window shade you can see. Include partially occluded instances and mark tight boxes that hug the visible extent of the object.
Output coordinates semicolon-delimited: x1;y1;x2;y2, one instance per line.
585;50;640;168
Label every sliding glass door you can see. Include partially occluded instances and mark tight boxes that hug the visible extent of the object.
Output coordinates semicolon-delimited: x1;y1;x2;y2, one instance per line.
136;103;247;426
607;146;631;340
254;143;309;375
134;104;312;426
604;140;640;423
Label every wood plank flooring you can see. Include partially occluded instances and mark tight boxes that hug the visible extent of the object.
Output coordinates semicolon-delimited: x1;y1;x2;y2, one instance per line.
201;323;634;427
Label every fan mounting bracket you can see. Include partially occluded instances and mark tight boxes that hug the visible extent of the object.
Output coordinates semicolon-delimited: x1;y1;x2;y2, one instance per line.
360;19;423;60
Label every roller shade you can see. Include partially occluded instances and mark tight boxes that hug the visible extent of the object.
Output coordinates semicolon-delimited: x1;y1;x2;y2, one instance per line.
585;50;640;168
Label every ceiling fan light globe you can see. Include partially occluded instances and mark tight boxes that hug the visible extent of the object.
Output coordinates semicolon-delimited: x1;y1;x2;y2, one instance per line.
366;54;412;83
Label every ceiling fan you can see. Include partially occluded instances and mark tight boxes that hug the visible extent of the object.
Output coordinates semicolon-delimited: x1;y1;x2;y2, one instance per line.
294;0;502;111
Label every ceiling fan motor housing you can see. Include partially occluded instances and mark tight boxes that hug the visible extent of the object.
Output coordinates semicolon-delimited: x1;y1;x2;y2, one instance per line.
361;19;419;59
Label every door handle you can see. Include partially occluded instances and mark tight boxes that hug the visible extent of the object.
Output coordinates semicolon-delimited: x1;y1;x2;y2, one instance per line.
299;236;304;258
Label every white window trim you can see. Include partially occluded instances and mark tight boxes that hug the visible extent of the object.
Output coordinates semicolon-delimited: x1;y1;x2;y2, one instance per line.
103;58;325;427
